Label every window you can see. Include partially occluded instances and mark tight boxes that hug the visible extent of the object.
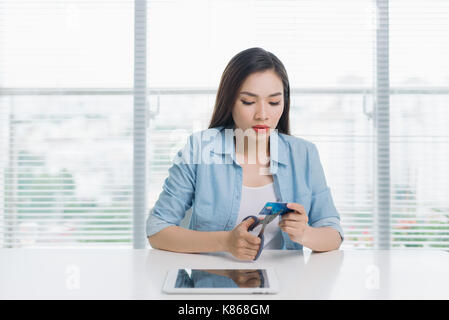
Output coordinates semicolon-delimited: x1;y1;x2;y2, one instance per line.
1;0;448;250
0;0;134;247
389;0;449;249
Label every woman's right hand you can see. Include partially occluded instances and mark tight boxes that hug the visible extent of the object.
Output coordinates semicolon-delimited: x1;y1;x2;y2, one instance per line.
225;217;262;261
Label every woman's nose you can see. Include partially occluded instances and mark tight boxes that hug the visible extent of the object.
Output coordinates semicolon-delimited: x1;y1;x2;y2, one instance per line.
255;101;268;120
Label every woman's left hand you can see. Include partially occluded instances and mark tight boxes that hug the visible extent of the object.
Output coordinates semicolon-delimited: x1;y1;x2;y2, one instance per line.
279;203;310;244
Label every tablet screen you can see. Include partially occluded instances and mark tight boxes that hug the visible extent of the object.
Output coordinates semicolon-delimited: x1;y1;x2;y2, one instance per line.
174;269;269;289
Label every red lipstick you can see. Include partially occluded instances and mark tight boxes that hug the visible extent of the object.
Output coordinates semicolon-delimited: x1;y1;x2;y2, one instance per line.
252;125;270;133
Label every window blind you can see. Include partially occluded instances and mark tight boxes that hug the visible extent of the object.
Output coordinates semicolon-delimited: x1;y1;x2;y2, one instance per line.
1;0;448;250
389;0;449;249
0;0;135;248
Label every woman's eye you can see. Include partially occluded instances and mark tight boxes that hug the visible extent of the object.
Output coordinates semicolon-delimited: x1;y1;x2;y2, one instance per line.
241;100;281;106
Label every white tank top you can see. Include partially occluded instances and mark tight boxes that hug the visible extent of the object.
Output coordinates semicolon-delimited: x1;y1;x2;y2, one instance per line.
237;182;282;249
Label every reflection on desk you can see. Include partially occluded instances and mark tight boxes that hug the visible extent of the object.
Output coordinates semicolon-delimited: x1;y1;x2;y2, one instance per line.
175;269;266;288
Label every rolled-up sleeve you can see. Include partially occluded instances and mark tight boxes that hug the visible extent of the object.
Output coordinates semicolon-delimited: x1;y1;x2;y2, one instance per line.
307;143;344;242
146;134;197;238
310;217;344;242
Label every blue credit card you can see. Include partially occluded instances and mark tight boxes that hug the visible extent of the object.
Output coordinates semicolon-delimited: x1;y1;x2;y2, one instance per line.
258;202;294;216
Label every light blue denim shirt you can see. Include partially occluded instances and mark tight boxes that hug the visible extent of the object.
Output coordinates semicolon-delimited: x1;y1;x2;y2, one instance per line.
146;126;344;250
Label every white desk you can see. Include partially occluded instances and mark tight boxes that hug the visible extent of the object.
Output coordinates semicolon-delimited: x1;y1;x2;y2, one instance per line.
1;248;448;299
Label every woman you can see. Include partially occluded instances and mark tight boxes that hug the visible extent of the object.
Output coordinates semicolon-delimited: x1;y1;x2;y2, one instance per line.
147;47;344;261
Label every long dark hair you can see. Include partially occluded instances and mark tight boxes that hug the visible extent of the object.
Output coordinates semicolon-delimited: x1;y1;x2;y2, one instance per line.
208;47;291;135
